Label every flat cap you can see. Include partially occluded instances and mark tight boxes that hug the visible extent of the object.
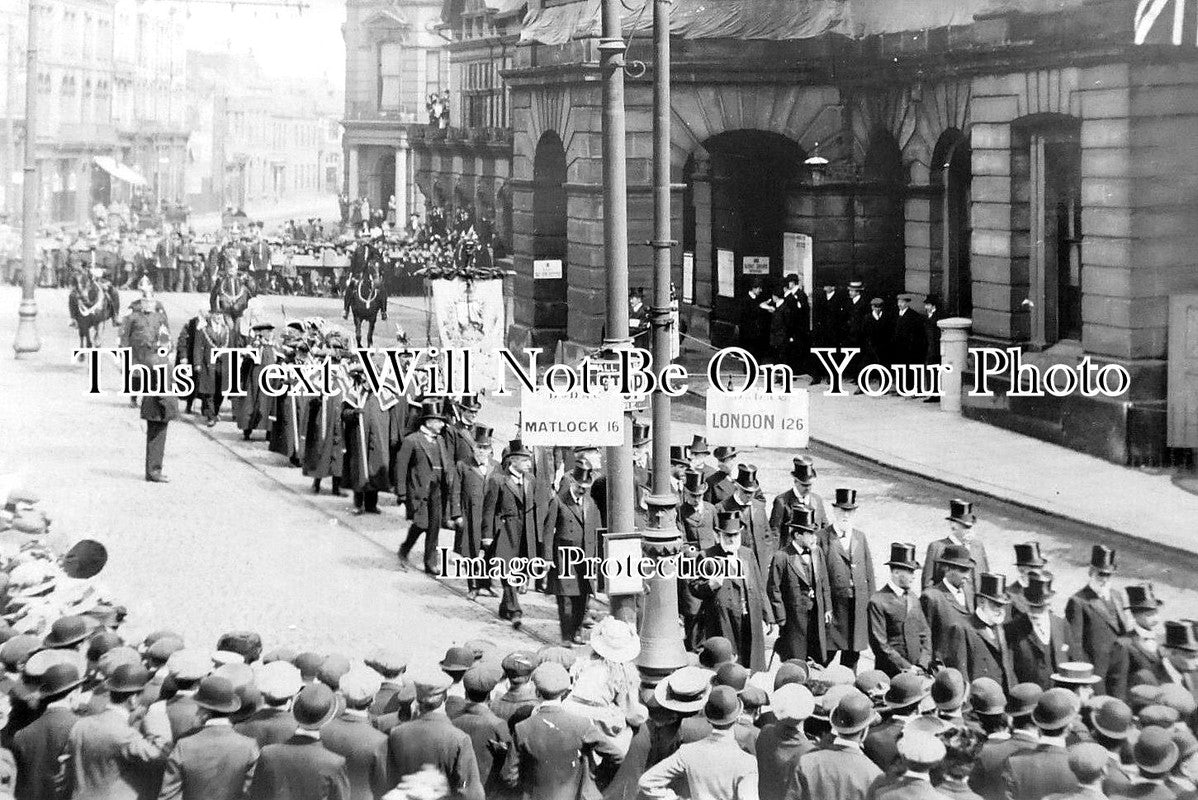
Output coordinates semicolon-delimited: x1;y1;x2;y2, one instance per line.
897;731;947;766
531;662;571;698
775;661;809;691
318;654;352;690
364;647;406;677
258;661;303;702
166;649;212;682
291;652;323;682
339;667;384;706
1128;683;1163;712
216;631;262;663
145;636;185;664
262;645;300;665
463;664;502;696
98;646;141;677
0;635;41;671
501;651;536;679
534;645;577;671
771;684;816;724
1008;683;1044;717
1139;704;1181;729
1066;742;1110;783
714;662;749;691
413;671;454;702
855;670;890;700
1158;683;1198;717
739;685;769;711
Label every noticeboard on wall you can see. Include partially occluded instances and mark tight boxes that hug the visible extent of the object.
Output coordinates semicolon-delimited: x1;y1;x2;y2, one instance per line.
717;249;735;297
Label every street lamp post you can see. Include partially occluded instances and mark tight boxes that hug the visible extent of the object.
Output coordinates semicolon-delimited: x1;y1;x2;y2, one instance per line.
13;0;41;356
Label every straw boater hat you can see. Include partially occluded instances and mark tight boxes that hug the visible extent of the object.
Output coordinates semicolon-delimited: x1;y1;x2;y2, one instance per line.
589;616;640;663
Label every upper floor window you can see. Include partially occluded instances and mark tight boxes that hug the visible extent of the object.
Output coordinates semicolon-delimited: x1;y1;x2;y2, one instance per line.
426;50;442;96
378;42;403;111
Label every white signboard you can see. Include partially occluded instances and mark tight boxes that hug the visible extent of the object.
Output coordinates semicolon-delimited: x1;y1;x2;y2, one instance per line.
588;357;649;412
717;249;735;298
682;251;694;304
743;255;770;275
533;259;563;279
783;232;814;297
604;532;646;596
706;388;810;449
670;300;680;360
520;390;623;446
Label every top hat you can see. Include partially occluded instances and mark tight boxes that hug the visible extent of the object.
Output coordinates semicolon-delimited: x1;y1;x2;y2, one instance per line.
681;470;706;498
947;499;976;526
457;394;482;412
713;446;738;462
833;488;858;510
193;675;241;714
417;399;446;422
831;691;881;735
885;543;920;570
632;421;652;448
293;683;339;730
715;510;745;536
472;425;493;447
689;435;710;456
1164;620;1198;652
791;457;817;483
1126;584;1164;612
704;685;742;726
42;616;91;650
1014;542;1047;568
784;507;817;534
884;672;931;710
670;446;688;468
938;544;975;571
1023;570;1056;607
733;465;759;492
977;573;1011;604
504;439;533;460
569;465;595;488
1090;545;1117;574
924;293;943;308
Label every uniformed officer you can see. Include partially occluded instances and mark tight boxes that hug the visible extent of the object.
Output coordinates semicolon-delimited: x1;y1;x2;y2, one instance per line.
119;275;170;405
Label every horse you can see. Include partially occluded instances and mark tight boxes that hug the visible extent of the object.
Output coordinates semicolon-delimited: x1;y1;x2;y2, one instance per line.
68;272;117;349
345;262;388;347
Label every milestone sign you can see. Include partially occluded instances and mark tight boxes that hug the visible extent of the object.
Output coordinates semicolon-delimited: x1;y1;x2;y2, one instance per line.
705;388;810;448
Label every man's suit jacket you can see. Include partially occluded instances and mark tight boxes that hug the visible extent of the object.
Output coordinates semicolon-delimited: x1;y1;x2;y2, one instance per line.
767;544;833;662
786;741;883;800
1106;636;1171;701
159;722;259;800
452;701;516;795
678;501;717;552
248;735;350;800
970;733;1038;800
394;431;459;530
482;472;556;564
869;774;949;800
546;488;602;596
921;582;975;662
923;537;990;593
720;496;777;582
235;706;298;749
1066;586;1129;679
943;615;1016;691
64;706;165;800
514;702;622;800
689;544;773;671
455;460;494;560
385;710;483;800
821;527;877;653
891;308;927;366
320;712;388;800
769;489;828;540
863;715;913;775
868;585;933;676
1005;613;1079;689
12;705;79;800
1001;743;1079;800
755;724;814;800
705;469;735;506
638;728;758;800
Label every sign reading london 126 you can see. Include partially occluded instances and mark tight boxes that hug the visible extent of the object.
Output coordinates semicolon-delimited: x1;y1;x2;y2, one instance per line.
519;389;623;446
705;388;810;448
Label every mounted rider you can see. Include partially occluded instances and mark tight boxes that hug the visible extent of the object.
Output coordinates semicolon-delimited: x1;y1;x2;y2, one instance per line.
209;254;255;338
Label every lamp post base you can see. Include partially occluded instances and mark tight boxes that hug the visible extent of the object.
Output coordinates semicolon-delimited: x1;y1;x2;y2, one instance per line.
13;298;40;356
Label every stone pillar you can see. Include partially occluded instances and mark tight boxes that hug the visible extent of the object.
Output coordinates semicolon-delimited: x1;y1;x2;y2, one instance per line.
347;146;359;197
938;317;972;415
395;143;408;225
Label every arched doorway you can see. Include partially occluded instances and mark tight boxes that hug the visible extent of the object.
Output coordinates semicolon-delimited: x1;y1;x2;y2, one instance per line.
861;130;907;296
682;130;805;345
375;151;396;214
932;129;973;317
532;132;568;346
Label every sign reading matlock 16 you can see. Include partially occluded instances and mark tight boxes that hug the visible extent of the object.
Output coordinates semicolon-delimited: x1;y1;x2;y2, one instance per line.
705;388;810;448
520;389;624;446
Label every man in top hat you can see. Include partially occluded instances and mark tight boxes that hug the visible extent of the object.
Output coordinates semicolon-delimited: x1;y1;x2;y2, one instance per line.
341;365;403;516
689;510;774;671
248;683;351;800
160;675;260;800
705;447;741;506
767;509;833;666
639;685;759;800
686;435;717;483
787;690;883;800
859;296;892;374
841;281;870;375
483;439;556;629
943;574;1017;692
1066;546;1128;682
821;488;877;669
891;293;927;370
924;500;990;594
1006;571;1081;690
923;294;943;365
589;421;651;528
455;424;497;599
770;456;829;549
920;543;975;663
384;672;483;800
1106;585;1168;701
720;464;776;581
445;395;484;463
677;468;717;649
546;464;602;645
395;399;461;575
1160;621;1198;723
12;662;83;800
1000;688;1083;800
1008;543;1049;619
868;543;933;677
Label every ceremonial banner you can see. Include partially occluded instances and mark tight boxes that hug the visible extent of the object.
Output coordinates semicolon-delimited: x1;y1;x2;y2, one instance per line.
706;388;810;448
519;390;623;446
428;277;507;390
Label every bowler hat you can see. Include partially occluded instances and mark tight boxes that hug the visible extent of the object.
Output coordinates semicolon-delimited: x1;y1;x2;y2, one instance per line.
923;293;943;309
1164;620;1198;652
1008;683;1044;717
831;690;880;735
365;647;406;677
1023;570;1056;607
968;678;1007;716
670;446;688;468
713;446;738;462
472;425;493;447
932;668;968;711
293;683;339;730
1126;584;1163;612
681;470;705;498
785;507;817;534
417;399;446;422
884;672;931;710
715;662;750;691
439;646;475;674
774;661;809;690
1092;698;1134;740
977;573;1010;605
689;435;710;455
103;663;151;694
733;465;759;491
698;637;736;669
791;456;817;483
654;665;714;713
1013;542;1046;568
833;488;858;510
938;544;975;571
37;663;84;700
42;616;91;649
215;631;262;664
715;510;745;536
885;543;919;570
704;685;743;726
1090;545;1117;574
1033;688;1080;730
504;439;533;460
740;685;768;712
946;499;975;526
632;421;652;448
1134;726;1180;775
1051;662;1102;686
60;539;108;580
193;675;241;714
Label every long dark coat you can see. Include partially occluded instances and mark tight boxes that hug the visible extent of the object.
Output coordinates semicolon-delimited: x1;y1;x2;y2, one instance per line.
868;584;933;676
720;497;776;585
862;310;892;367
302;392;345;480
545;488;601;597
812;289;846;349
1105;635;1171;701
1005;612;1080;689
820;527;876;653
444;422;477;464
234;344;277;432
456;459;496;559
689;545;772;671
920;582;975;663
269;386;310;462
678;501;716;552
482;472;556;565
923;537;991;594
190;322;232;397
394;431;459;531
891;307;927;366
140;395;179;422
1065;586;1129;679
943;615;1017;692
768;489;828;543
767;543;832;662
342;394;402;493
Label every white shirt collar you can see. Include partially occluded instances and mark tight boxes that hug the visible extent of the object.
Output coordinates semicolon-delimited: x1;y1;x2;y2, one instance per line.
293;728;321;740
1040;734;1067;748
887;580;909;596
204;718;232;727
902;771;931;782
832;737;862;751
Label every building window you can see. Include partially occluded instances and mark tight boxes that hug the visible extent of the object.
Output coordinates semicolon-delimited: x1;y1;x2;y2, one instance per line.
426;50;442;96
378;41;403;111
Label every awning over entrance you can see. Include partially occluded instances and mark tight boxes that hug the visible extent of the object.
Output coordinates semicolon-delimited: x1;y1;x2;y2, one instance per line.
92;156;148;187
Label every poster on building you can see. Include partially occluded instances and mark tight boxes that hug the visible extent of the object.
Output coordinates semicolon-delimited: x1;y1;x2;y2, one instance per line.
670;300;681;360
717;249;735;297
519;390;622;446
428;277;506;390
706;388;810;449
783;233;814;297
743;255;770;275
533;259;563;279
682;252;694;303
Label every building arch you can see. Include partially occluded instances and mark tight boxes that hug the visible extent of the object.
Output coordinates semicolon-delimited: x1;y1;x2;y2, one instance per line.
531;131;568;348
859;129;907;296
931;128;972;317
